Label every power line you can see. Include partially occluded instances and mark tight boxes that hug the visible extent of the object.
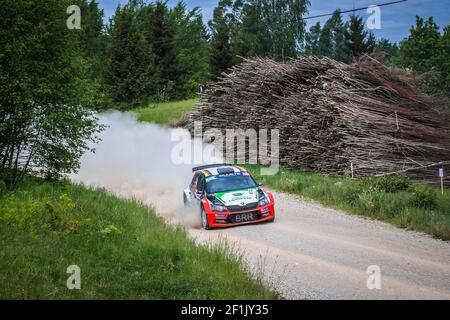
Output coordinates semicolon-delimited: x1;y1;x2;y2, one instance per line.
301;0;408;21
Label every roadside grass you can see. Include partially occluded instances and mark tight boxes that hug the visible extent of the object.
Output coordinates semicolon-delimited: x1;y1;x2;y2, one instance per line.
134;99;198;125
245;165;450;241
0;176;278;299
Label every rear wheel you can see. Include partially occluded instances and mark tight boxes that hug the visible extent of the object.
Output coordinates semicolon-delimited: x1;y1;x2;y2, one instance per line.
183;194;187;206
201;207;210;230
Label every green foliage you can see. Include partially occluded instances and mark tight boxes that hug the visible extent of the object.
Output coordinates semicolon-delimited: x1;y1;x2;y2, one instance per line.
438;26;450;97
148;2;183;100
100;224;123;238
209;0;234;78
305;22;322;56
400;16;441;74
0;0;104;187
368;174;411;193
0;180;6;195
252;0;310;61
305;12;373;63
0;177;278;299
74;0;110;110
106;3;156;108
410;185;437;209
399;16;450;98
106;1;209;106
344;15;375;61
0;191;91;235
317;10;349;61
209;0;310;77
171;3;210;97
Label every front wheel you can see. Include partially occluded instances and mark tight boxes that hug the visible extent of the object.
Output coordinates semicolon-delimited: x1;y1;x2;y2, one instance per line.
200;207;210;230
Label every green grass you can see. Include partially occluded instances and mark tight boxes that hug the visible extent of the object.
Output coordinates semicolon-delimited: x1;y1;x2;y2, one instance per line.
0;176;278;299
245;165;450;241
134;99;198;125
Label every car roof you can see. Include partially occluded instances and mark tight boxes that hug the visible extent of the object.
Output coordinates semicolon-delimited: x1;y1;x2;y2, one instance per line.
196;165;248;177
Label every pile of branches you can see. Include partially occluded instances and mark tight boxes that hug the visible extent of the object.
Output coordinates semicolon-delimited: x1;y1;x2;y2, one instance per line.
178;55;450;181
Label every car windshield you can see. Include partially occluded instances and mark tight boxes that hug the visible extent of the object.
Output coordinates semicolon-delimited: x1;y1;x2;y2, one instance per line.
206;175;258;193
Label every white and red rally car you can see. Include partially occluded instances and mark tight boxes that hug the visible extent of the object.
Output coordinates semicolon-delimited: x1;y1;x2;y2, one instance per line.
183;164;275;230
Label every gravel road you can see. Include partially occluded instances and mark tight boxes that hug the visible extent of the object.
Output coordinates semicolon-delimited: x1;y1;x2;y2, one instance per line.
74;113;450;300
189;192;450;300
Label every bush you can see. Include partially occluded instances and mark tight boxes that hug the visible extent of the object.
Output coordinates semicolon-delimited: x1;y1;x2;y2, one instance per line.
358;192;377;215
341;183;362;205
0;193;90;234
369;174;411;193
0;179;6;195
410;185;437;209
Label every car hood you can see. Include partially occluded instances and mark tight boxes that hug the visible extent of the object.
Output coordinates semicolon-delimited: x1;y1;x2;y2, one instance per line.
213;188;259;206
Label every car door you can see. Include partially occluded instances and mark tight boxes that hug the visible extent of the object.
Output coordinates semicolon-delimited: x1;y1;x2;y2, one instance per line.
187;173;199;203
195;174;206;201
195;174;206;203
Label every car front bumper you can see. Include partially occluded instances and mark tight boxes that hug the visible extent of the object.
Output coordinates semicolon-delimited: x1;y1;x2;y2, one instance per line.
206;202;275;228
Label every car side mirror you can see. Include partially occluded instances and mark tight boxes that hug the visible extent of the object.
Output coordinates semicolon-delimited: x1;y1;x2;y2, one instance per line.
258;183;264;187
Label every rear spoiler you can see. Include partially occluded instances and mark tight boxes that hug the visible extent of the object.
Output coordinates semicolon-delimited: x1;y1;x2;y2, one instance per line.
192;164;229;172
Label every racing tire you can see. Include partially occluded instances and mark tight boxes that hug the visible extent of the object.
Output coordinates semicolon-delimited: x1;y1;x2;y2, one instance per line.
200;206;211;230
183;194;187;206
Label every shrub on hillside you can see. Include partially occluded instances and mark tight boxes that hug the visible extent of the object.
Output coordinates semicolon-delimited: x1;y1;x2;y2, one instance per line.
369;174;411;193
410;185;437;209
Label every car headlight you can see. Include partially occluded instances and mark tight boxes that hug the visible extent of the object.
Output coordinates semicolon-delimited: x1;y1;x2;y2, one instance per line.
210;204;226;212
259;196;269;206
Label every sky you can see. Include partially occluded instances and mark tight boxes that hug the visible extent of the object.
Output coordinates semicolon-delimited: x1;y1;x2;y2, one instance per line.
97;0;450;43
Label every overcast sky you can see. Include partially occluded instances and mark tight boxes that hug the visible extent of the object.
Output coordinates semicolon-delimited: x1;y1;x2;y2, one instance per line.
97;0;450;43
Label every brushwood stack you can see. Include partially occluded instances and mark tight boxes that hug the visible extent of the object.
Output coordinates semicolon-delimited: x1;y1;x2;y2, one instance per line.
177;55;450;183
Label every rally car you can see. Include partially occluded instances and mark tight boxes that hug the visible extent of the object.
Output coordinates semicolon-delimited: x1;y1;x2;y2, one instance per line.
183;164;275;230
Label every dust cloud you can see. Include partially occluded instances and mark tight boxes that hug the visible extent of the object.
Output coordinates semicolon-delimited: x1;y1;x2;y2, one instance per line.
71;111;222;228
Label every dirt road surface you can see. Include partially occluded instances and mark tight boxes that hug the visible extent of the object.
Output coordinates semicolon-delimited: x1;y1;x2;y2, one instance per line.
189;192;450;300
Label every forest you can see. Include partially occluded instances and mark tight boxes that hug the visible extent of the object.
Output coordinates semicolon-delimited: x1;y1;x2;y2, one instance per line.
58;0;450;108
1;0;449;188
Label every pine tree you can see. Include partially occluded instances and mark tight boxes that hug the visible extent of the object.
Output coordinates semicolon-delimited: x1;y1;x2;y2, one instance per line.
328;10;349;62
209;0;234;78
318;23;333;57
399;16;441;73
171;3;210;96
106;4;155;107
77;1;105;59
306;10;349;62
74;0;109;108
399;16;449;97
146;1;183;100
305;22;321;56
344;14;374;60
437;25;450;97
235;0;269;58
